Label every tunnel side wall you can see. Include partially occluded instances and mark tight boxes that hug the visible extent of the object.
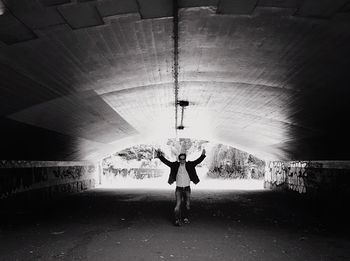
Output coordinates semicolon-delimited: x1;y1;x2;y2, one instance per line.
0;161;98;203
264;161;350;197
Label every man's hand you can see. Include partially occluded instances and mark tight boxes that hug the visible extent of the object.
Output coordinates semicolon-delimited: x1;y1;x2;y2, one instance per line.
201;149;206;155
156;149;163;158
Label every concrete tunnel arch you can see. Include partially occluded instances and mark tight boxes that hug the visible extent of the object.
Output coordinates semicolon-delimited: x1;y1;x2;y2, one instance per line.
0;0;350;205
1;1;350;162
1;2;350;259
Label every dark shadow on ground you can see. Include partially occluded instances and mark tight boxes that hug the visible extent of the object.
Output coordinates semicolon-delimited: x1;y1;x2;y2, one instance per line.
1;188;349;260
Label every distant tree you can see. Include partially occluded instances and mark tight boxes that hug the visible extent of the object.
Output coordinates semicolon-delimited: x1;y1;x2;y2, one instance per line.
207;145;263;179
247;154;265;179
116;144;154;161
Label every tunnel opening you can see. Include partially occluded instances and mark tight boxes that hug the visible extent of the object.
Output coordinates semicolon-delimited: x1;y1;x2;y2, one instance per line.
100;138;265;191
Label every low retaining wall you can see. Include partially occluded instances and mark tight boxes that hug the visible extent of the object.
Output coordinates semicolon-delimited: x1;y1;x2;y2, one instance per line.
264;161;350;197
0;161;98;202
103;167;165;180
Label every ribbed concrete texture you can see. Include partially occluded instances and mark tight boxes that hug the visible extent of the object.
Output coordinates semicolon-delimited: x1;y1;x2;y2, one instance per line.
1;0;350;161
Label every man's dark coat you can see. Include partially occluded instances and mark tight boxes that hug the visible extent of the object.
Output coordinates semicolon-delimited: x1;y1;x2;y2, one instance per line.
158;154;206;185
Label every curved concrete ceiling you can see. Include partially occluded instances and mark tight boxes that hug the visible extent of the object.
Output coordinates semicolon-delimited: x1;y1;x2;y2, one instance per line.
1;0;350;161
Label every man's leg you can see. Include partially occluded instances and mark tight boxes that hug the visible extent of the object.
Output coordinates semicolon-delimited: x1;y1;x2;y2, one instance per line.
174;188;182;225
182;187;191;223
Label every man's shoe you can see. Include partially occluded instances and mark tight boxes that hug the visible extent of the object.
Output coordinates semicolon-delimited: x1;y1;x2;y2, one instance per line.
183;218;190;224
174;219;181;226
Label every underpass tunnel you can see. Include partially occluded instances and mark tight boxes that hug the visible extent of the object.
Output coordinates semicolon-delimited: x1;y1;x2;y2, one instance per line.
1;0;350;260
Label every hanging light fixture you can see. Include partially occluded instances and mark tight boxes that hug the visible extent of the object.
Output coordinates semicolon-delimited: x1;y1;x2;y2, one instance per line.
177;100;189;130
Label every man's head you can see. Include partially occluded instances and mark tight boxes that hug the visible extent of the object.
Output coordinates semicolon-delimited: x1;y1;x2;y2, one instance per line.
178;153;186;164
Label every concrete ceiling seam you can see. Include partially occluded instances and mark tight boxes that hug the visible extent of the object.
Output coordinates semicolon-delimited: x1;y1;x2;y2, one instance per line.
217;0;259;15
0;8;38;44
296;0;350;18
2;0;350;45
173;0;180;134
57;3;104;30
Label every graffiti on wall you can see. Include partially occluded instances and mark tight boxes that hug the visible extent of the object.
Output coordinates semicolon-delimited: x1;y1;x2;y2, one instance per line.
34;168;49;183
288;162;307;193
266;161;288;186
0;165;96;200
0;168;48;198
265;161;350;196
103;167;164;180
53;166;96;180
0;160;94;168
53;166;83;180
266;161;325;194
266;161;320;194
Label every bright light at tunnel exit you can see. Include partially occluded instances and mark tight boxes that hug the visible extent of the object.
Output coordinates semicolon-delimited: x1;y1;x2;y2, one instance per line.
99;138;266;191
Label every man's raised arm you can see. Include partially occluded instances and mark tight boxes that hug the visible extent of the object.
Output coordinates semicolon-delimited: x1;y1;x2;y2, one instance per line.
192;149;206;166
156;150;173;167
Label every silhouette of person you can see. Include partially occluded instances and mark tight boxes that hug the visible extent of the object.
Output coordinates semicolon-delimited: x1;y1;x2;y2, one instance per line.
157;149;206;226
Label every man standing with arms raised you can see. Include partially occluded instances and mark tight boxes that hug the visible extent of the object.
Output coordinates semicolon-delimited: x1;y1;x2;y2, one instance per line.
157;149;206;226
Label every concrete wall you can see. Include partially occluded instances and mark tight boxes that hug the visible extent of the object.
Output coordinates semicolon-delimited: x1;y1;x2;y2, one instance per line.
264;161;350;197
0;161;98;203
102;167;165;183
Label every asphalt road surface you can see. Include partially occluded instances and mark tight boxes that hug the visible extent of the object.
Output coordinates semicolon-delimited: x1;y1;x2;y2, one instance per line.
1;188;349;260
